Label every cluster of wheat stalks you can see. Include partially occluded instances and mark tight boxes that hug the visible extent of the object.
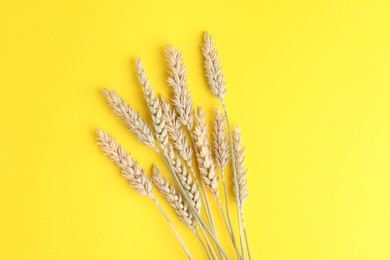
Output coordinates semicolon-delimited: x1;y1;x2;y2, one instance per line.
96;32;250;260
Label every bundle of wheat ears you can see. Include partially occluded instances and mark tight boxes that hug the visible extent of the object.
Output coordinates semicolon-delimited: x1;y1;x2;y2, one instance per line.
96;32;250;260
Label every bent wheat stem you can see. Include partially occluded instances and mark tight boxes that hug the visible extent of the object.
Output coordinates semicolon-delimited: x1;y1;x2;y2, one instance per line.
152;197;194;260
196;233;212;260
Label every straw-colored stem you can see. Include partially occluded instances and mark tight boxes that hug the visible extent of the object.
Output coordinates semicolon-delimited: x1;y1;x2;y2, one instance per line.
151;197;193;260
196;232;212;260
200;177;222;260
217;190;241;260
158;150;230;259
221;100;245;260
221;167;241;260
242;216;251;260
198;221;218;260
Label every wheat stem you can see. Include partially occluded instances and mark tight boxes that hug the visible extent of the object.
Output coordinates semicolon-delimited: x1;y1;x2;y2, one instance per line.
221;171;242;260
196;233;212;260
217;192;241;260
242;216;251;260
151;197;194;260
200;177;222;260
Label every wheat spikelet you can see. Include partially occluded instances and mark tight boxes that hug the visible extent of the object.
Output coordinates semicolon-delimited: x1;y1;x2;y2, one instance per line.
102;89;157;150
165;45;194;130
193;107;219;198
202;32;226;100
232;126;248;214
136;57;169;152
160;96;193;166
152;165;197;233
96;129;154;198
212;106;230;172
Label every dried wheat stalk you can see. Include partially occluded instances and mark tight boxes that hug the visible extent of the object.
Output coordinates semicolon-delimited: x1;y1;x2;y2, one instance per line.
233;126;248;215
97;129;194;259
96;129;154;198
152;165;197;233
160;96;193;166
136;57;169;152
193;107;219;199
202;32;226;100
102;89;157;150
212;106;230;172
165;45;194;131
202;32;249;259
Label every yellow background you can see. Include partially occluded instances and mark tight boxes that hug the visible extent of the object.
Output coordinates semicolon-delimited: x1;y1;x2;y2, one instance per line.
1;0;390;259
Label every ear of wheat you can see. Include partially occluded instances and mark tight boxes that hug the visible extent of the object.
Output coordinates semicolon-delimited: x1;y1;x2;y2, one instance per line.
165;45;194;131
193;107;219;199
96;32;251;260
136;57;169;153
232;126;248;214
213;106;230;172
164;145;202;214
102;89;157;150
96;129;154;198
160;96;193;166
152;164;197;233
96;129;193;259
202;32;226;100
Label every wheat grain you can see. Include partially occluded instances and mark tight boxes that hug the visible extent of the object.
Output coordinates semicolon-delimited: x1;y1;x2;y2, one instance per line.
202;32;226;100
136;57;169;152
102;89;157;150
165;45;194;130
232;126;248;214
160;96;193;166
152;165;197;233
212;106;230;172
193;107;219;198
96;129;154;198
